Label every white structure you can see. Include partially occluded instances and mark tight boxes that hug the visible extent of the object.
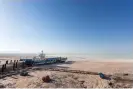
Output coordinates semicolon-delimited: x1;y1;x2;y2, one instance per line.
33;50;46;60
39;50;45;59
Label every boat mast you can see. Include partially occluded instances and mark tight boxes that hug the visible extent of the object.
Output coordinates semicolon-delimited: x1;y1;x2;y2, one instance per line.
40;50;45;60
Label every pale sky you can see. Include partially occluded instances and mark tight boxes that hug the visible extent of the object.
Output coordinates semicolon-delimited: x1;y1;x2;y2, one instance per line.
0;0;133;59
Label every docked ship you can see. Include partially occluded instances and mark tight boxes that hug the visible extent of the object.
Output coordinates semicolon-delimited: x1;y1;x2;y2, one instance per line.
20;50;67;66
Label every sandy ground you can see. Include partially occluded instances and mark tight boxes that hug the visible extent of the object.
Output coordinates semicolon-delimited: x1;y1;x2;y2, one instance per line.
0;56;133;88
68;61;133;74
0;69;133;88
42;60;133;75
0;70;111;88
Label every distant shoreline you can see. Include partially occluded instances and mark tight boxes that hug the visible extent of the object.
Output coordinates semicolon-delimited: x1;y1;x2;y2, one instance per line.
0;55;133;62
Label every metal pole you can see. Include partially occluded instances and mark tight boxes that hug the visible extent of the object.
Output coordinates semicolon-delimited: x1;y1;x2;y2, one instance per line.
4;64;6;71
13;63;15;71
6;60;8;64
16;61;17;68
1;64;4;72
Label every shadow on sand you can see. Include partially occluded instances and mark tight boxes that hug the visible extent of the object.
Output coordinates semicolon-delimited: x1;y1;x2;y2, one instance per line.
63;61;76;64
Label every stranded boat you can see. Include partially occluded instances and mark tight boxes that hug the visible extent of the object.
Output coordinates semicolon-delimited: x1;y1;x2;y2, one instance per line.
20;50;67;66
